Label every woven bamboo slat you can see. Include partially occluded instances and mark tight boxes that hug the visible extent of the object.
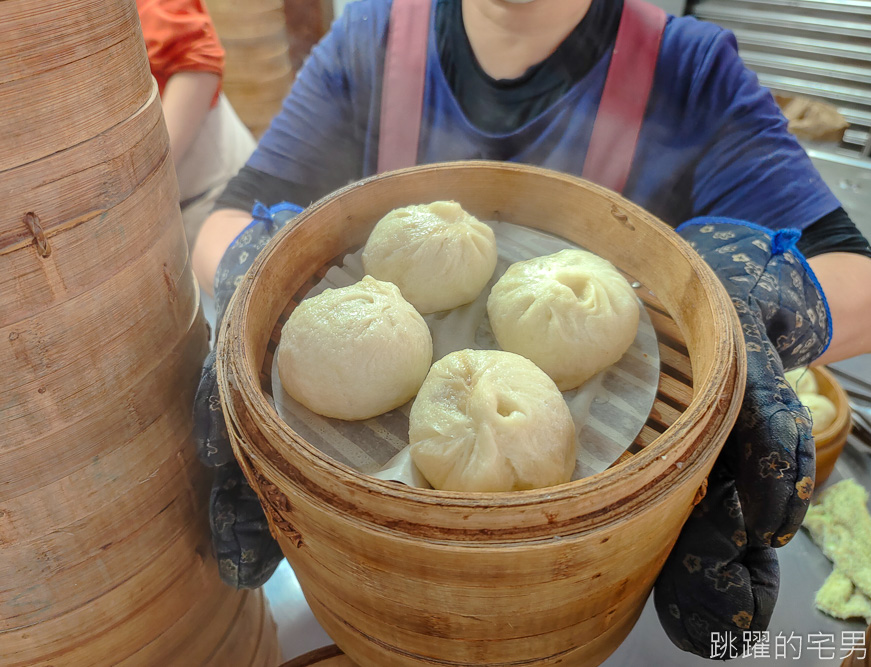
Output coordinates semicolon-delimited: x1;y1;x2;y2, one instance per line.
218;161;747;666
0;0;150;171
0;1;278;664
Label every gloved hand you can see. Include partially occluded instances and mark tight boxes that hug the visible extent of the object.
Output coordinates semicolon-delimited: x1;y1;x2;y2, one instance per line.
654;219;831;658
193;201;303;588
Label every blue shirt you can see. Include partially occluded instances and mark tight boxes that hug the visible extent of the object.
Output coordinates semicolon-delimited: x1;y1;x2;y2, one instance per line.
248;0;841;229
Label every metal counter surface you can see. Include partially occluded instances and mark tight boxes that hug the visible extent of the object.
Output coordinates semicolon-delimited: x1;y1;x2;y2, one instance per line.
250;149;871;664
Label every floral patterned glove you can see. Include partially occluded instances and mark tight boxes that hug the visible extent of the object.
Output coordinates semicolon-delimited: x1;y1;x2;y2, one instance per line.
654;219;831;657
193;201;302;588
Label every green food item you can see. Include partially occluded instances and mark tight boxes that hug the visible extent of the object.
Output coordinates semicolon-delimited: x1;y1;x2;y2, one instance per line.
816;569;871;623
804;480;871;622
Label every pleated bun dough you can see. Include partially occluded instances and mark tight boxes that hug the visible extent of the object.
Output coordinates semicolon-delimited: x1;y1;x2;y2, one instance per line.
362;201;497;314
278;276;433;420
799;392;837;435
409;349;576;492
487;249;639;391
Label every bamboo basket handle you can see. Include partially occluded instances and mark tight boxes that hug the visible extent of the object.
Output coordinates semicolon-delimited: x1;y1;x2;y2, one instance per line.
23;211;51;257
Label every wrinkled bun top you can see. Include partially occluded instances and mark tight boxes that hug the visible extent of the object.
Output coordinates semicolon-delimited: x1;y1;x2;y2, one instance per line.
410;349;576;492
278;276;433;420
487;248;640;391
362;201;498;314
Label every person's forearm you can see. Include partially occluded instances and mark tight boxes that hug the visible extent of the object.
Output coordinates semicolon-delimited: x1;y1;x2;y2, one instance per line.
809;252;871;365
162;71;221;166
192;208;253;296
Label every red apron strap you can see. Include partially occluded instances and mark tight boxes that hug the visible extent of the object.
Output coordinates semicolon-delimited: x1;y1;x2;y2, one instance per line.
377;0;432;174
582;0;666;193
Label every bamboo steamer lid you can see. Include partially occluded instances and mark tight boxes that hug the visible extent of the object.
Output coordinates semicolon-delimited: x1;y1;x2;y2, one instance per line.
0;1;278;664
218;162;747;666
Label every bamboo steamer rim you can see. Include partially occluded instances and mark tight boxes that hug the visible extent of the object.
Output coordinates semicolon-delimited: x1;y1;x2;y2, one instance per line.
280;645;351;666
218;161;746;510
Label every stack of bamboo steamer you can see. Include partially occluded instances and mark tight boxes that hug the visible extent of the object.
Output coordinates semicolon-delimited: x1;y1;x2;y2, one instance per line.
283;0;330;71
206;0;295;137
0;1;278;665
218;162;747;666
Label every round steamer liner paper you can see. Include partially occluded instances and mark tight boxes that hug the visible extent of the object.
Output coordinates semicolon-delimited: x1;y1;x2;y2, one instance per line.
271;221;661;488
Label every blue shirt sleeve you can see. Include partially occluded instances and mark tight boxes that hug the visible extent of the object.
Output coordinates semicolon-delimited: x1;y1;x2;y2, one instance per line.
687;30;841;230
245;1;384;203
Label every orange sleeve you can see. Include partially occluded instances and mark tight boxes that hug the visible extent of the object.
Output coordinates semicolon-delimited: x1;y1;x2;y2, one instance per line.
137;0;225;102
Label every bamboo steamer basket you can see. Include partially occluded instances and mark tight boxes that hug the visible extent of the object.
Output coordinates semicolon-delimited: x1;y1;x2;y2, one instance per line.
218;162;746;666
810;367;852;487
282;646;356;667
0;1;278;664
283;0;330;71
0;0;151;171
206;0;294;137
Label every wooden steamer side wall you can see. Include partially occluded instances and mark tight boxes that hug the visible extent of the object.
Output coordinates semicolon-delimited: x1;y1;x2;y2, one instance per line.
219;163;746;667
0;1;278;665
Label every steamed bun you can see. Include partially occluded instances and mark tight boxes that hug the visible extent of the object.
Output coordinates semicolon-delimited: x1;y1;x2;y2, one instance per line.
799;392;837;436
409;349;576;492
487;249;639;391
785;367;819;395
278;276;433;420
362;201;497;313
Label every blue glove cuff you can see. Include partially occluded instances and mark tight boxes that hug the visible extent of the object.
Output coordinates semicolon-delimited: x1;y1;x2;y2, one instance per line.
676;217;832;365
676;217;800;250
228;200;305;248
214;201;304;327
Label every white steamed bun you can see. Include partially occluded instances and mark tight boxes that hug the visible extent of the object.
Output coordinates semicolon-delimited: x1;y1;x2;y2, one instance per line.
785;367;819;395
278;276;433;420
409;349;576;492
362;200;497;313
487;248;639;391
799;392;837;435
